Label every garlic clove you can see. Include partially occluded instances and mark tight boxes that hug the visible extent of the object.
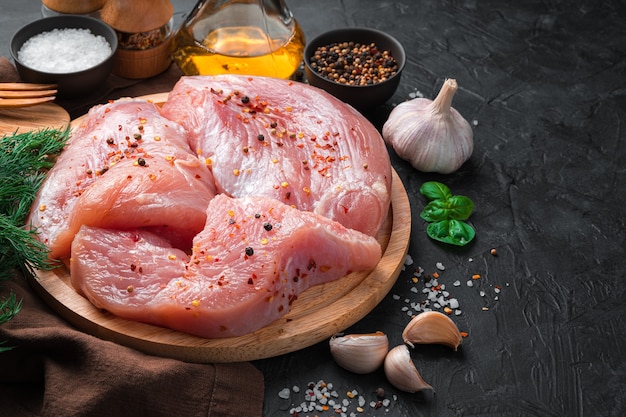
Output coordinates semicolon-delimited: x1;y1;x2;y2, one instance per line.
329;331;389;374
402;311;463;350
383;345;433;393
382;78;473;174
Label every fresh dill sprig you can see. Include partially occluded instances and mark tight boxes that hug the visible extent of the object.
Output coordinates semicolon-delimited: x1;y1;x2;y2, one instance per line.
0;128;69;332
0;291;22;352
0;127;68;276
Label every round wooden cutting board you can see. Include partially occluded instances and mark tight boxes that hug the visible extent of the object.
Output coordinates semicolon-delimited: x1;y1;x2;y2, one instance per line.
30;93;412;363
0;102;70;136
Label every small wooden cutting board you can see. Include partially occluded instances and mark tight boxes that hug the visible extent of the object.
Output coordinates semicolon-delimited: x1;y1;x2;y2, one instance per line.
0;102;70;136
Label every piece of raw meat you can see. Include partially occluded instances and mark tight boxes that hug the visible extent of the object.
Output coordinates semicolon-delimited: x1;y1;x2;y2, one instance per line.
159;75;392;237
27;98;216;260
70;194;382;338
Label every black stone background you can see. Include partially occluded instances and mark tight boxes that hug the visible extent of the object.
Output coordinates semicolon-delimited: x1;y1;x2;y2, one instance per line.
1;1;624;416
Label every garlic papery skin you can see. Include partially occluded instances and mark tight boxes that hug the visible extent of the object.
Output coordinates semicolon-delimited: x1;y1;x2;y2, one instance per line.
382;78;474;174
402;311;463;350
384;345;433;393
329;331;389;374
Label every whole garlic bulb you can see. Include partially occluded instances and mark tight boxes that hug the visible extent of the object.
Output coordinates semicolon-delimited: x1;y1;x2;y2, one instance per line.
382;78;474;174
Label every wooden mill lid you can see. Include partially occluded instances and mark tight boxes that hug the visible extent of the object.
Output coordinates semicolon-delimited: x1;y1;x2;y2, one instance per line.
100;0;174;33
42;0;105;14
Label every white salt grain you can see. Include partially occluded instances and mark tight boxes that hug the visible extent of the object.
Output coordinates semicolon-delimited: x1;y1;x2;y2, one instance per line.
18;28;111;73
278;388;290;399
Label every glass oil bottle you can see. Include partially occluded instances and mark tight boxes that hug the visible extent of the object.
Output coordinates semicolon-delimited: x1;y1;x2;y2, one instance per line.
171;0;305;79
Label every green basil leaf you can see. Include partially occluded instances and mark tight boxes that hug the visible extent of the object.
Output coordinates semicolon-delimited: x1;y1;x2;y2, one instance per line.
446;195;475;220
420;200;450;222
426;219;475;246
419;181;452;201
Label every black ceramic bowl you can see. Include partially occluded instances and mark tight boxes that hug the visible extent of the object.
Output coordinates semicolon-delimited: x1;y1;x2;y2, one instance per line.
10;15;117;98
304;27;406;111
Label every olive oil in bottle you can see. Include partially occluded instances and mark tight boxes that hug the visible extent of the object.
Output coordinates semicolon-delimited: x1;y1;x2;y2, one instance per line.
172;0;305;79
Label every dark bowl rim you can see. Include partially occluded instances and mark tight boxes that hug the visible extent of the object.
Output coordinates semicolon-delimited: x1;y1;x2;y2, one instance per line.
10;15;118;76
304;26;406;90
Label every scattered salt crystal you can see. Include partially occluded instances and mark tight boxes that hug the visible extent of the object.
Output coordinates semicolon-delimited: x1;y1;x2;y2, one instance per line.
18;28;111;73
455;309;462;316
404;254;414;265
436;262;445;270
410;287;418;293
472;119;479;126
453;280;461;286
292;385;300;393
392;294;400;300
449;298;459;309
479;290;485;297
408;89;425;99
278;388;291;399
494;296;499;301
494;287;501;294
466;280;474;287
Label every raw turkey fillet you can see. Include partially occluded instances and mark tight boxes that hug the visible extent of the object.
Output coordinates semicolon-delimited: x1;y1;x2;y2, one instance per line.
70;194;382;338
160;75;392;237
27;98;217;260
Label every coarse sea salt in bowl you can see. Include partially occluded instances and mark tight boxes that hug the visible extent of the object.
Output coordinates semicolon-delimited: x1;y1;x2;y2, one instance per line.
304;27;406;112
10;15;117;98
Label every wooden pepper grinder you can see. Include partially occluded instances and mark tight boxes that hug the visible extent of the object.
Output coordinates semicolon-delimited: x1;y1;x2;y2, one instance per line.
100;0;174;79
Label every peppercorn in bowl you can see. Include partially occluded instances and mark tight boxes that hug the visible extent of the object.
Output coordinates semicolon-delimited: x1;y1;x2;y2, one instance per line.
304;27;405;111
10;15;117;98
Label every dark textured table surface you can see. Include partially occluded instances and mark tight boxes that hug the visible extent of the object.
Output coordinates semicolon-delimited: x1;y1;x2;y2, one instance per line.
1;1;625;416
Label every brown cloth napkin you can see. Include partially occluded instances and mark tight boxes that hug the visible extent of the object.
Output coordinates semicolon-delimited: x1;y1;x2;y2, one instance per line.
0;276;264;417
1;58;265;416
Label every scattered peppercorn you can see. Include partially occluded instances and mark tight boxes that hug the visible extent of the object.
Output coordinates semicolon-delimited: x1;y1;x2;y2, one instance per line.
257;134;265;141
263;223;273;231
241;95;250;104
137;157;146;166
245;246;254;256
309;41;398;86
